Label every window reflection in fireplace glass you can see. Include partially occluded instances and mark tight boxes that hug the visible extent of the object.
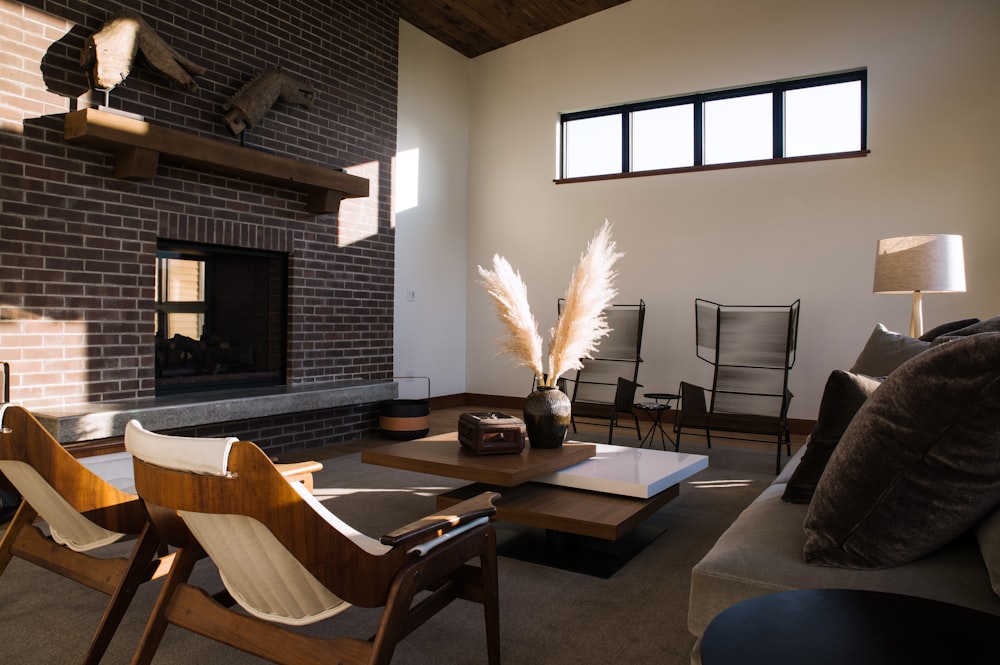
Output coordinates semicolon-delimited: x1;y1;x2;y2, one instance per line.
155;241;287;393
156;257;206;340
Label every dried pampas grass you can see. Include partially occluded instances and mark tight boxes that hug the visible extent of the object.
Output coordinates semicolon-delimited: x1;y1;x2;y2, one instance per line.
477;254;545;379
478;220;623;388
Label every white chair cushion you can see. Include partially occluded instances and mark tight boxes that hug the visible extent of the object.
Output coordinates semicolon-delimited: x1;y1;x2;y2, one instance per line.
0;459;126;552
124;420;237;476
181;510;352;626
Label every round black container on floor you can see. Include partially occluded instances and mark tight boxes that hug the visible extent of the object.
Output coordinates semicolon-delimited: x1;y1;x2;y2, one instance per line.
378;377;431;440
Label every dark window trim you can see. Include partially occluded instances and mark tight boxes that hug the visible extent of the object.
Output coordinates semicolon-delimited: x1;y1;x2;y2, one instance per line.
555;150;869;185
559;69;867;181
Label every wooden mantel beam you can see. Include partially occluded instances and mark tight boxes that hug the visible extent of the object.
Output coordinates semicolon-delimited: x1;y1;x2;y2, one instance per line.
63;108;369;214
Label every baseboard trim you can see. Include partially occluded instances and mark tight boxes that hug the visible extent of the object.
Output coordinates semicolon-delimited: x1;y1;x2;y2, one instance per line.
432;393;816;436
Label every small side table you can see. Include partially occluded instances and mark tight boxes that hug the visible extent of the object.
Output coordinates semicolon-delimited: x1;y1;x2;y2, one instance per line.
633;392;679;451
700;588;1000;665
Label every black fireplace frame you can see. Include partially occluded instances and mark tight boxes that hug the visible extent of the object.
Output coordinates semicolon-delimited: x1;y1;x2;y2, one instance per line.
155;240;288;395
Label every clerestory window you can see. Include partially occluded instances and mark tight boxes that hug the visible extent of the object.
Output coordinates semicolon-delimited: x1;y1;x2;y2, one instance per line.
559;69;867;181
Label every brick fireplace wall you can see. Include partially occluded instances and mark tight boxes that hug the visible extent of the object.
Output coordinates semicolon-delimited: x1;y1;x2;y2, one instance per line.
0;0;399;451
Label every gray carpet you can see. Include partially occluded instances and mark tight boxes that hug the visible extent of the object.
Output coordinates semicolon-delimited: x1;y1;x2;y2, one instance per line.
0;441;776;664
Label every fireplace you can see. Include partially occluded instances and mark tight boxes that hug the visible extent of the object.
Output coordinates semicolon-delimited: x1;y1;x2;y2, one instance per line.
155;240;287;394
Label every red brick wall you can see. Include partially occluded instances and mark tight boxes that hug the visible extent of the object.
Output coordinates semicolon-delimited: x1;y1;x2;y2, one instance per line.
0;0;399;450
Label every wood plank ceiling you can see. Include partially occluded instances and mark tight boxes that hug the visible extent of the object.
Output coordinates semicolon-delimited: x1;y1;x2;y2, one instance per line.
399;0;633;58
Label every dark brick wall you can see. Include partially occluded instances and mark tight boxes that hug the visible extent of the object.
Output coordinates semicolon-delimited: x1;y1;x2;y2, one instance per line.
1;0;399;450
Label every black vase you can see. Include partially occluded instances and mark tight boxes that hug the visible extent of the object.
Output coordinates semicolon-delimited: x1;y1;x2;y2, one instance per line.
523;385;571;449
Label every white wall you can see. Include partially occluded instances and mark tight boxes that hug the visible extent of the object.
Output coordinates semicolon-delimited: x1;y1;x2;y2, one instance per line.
393;22;471;398
398;0;1000;418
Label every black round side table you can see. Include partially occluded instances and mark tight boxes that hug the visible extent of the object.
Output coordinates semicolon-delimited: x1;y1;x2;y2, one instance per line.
633;392;679;451
700;588;1000;665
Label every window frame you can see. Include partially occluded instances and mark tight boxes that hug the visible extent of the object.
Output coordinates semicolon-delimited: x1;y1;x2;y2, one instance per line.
558;69;867;182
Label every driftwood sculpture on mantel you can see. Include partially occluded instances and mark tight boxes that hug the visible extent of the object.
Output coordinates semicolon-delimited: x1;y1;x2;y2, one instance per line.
80;9;206;92
222;66;315;135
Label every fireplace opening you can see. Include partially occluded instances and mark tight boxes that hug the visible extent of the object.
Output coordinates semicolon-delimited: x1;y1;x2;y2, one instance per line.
155;240;287;394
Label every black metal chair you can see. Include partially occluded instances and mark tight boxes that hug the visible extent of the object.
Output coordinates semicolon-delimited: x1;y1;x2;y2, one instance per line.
675;299;800;473
560;300;646;444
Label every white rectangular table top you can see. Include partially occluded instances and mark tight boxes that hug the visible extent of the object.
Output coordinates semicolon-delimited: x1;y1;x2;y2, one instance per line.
535;443;709;499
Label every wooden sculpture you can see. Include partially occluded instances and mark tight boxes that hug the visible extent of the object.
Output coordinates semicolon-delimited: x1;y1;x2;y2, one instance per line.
222;66;315;134
80;9;205;92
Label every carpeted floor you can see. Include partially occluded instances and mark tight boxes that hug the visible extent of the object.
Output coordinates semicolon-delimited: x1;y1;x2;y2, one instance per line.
0;437;778;665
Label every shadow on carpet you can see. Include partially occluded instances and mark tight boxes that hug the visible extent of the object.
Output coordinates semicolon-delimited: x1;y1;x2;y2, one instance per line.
0;442;775;665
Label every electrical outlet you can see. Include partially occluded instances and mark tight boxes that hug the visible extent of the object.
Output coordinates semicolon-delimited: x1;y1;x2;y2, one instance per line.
406;289;416;302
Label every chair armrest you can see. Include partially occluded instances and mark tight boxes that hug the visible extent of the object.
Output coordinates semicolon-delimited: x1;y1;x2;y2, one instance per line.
275;460;323;492
379;491;499;548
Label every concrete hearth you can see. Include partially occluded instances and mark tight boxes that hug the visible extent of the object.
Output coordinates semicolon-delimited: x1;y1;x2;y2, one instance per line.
32;380;396;444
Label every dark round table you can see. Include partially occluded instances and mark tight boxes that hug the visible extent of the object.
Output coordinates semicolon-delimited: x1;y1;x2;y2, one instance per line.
632;392;679;451
700;589;1000;665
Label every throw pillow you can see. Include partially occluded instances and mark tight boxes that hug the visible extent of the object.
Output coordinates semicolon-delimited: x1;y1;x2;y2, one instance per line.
932;315;1000;344
849;323;930;376
781;370;883;504
918;318;980;341
976;505;1000;598
803;332;1000;569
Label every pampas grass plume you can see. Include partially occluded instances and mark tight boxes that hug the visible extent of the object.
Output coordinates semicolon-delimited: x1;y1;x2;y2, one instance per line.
478;220;622;388
548;220;622;383
477;255;545;379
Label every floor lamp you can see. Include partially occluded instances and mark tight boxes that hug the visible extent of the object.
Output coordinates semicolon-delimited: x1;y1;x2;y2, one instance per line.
873;234;966;338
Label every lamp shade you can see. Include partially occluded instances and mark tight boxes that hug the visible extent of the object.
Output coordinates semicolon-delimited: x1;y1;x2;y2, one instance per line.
873;235;966;294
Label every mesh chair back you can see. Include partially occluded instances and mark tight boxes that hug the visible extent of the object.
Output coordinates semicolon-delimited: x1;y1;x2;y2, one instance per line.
572;358;626;405
596;304;646;360
695;299;800;417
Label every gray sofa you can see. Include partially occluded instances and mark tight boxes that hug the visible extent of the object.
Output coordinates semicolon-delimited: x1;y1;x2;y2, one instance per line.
687;319;1000;647
688;445;1000;638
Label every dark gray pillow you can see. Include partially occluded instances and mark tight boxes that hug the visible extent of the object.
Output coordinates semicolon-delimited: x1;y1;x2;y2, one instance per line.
849;323;929;376
919;318;980;341
781;370;883;504
804;332;1000;569
932;315;1000;344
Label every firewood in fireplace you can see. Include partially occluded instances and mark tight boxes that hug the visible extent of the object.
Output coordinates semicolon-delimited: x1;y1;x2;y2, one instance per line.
156;334;254;378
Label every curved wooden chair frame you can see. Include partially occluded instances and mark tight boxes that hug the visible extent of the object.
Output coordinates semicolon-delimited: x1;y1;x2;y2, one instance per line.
0;405;171;665
126;427;501;665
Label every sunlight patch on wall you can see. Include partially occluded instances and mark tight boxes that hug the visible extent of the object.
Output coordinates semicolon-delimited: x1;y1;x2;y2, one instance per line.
392;148;420;219
0;317;92;407
338;161;379;247
0;0;79;133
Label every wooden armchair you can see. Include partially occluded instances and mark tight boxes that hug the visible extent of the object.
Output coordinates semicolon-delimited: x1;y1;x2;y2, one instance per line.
124;420;501;665
0;405;173;665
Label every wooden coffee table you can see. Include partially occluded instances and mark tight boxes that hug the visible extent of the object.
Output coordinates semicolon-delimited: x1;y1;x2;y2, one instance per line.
360;434;597;487
361;433;708;544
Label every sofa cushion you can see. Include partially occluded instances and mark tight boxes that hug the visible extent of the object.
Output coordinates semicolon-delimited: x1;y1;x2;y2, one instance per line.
849;323;929;376
781;370;882;504
803;332;1000;569
688;483;1000;637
